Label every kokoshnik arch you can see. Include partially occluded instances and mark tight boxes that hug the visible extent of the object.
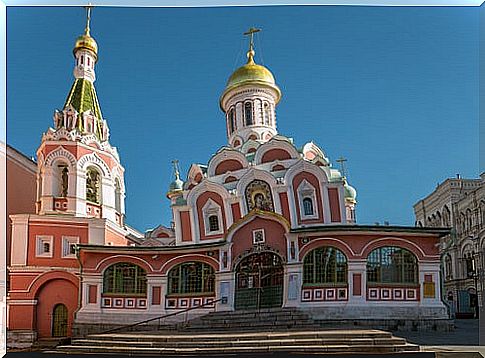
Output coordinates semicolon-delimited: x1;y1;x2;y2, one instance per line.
7;9;451;347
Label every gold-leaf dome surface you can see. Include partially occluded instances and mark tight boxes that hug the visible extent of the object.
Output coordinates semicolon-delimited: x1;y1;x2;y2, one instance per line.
73;34;98;57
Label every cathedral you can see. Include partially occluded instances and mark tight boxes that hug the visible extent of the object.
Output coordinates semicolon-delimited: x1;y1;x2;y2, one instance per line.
7;10;450;347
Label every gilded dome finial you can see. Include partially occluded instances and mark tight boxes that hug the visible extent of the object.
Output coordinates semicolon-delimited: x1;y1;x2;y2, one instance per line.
84;3;93;36
73;4;98;58
243;27;260;64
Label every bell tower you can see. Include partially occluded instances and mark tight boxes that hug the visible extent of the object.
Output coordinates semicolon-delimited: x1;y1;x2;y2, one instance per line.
220;28;282;148
35;7;126;227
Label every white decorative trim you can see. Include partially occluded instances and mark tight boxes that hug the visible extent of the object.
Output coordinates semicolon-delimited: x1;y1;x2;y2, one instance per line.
78;152;111;178
253;137;300;165
202;199;224;236
44;146;77;168
252;229;265;244
297;179;319;220
207;148;248;177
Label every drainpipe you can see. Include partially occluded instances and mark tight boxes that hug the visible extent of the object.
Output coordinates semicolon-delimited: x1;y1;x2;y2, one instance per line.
74;245;83;337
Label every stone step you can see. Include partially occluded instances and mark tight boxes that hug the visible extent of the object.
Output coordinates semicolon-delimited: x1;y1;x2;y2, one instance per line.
84;330;395;342
71;336;409;348
55;343;419;355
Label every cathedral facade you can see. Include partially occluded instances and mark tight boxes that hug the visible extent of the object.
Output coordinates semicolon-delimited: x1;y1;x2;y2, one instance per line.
7;12;449;347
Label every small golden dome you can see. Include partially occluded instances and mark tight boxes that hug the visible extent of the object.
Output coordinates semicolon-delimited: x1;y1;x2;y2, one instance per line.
226;52;276;88
221;50;281;107
73;33;98;58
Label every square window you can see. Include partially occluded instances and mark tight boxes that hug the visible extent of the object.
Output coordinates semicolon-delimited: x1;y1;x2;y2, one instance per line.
126;299;135;307
36;236;53;257
62;236;79;258
302;290;312;301
167;299;176;308
252;229;265;245
103;298;111;307
114;299;123;307
193;298;202;307
180;299;188;307
138;299;147;308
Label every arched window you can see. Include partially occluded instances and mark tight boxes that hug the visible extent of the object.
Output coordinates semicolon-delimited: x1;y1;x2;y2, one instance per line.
86;167;101;204
444;254;453;280
114;178;122;212
244;102;253;126
303;247;347;285
263;102;270;125
54;163;69;197
103;263;147;295
442;206;451;227
228;108;235;133
366;246;418;284
208;215;219;232
303;197;314;216
168;262;215;295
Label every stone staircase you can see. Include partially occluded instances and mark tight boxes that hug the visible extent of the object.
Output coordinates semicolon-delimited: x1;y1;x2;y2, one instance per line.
179;307;320;331
54;329;420;355
52;308;422;355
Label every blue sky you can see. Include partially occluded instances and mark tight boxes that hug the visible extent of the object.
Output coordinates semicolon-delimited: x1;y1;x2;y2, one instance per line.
7;5;480;231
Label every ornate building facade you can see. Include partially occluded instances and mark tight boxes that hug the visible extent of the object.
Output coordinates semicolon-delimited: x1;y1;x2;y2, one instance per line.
7;12;450;348
414;173;485;319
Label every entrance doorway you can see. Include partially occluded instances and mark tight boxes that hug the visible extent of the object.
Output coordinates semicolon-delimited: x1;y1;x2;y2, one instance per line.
52;303;68;337
235;252;284;310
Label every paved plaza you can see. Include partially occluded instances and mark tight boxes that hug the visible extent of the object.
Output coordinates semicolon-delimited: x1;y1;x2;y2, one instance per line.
393;319;480;346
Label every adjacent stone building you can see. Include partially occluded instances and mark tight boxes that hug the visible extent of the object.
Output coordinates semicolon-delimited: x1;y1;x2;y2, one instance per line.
414;173;485;318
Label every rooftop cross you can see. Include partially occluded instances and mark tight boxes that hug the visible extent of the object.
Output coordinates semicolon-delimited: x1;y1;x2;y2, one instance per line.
171;160;180;179
84;3;93;35
336;156;348;178
243;27;261;63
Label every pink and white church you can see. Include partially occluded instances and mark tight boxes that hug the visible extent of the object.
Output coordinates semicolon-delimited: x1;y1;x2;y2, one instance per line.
7;12;450;347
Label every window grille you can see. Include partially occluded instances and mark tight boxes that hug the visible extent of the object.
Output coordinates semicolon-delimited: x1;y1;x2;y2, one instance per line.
103;263;147;295
303;247;347;285
245;102;253;125
229;108;235;133
168;262;215;295
366;246;418;284
86;167;101;204
303;198;314;216
208;215;219;232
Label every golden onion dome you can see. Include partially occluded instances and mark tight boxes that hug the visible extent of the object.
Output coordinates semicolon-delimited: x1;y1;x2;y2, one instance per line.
220;49;281;108
73;33;98;58
73;7;98;59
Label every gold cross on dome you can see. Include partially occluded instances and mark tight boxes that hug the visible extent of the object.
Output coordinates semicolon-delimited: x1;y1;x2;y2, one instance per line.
244;27;261;51
84;3;93;35
336;156;348;178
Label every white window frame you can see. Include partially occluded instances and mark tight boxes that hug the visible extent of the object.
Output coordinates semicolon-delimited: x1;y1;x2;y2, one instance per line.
252;229;265;245
297;179;319;220
36;235;53;258
62;236;79;258
202;199;224;236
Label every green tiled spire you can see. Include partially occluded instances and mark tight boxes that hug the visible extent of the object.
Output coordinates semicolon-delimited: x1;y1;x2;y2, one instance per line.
64;78;103;138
